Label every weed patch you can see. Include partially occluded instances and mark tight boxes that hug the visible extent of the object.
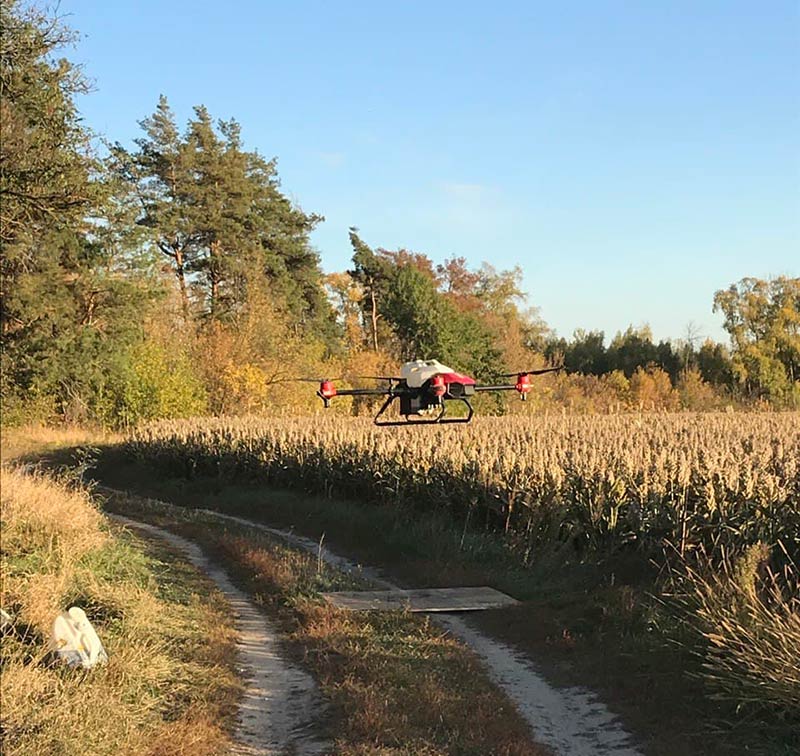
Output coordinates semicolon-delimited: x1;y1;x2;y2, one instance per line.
0;466;240;756
102;491;544;755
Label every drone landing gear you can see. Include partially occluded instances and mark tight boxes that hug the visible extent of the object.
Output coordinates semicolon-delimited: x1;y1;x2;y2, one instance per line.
373;396;474;427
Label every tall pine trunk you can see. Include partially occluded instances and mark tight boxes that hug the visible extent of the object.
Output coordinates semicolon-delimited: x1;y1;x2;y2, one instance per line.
209;240;221;317
174;247;189;318
370;288;379;351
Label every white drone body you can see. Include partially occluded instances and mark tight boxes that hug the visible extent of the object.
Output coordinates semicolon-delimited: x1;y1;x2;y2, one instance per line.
399;359;456;388
312;358;561;425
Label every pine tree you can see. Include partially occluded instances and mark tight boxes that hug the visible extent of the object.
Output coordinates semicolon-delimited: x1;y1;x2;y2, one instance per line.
118;99;330;329
0;2;157;421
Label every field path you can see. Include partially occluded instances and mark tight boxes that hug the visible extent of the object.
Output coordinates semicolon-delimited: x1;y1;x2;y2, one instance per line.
107;514;328;756
198;509;643;756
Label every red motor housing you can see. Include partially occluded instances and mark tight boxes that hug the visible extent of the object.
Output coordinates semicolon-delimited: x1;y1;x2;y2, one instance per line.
430;374;446;397
515;373;531;397
319;380;337;399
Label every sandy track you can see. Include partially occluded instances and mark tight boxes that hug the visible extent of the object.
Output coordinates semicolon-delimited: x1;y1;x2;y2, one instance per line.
198;509;643;756
107;514;328;756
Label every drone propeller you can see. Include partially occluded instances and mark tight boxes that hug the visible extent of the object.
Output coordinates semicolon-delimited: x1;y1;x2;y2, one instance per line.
288;377;346;383
495;366;564;378
288;375;400;384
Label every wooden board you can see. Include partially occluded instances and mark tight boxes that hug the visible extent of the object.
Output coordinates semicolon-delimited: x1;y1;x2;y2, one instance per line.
321;586;519;613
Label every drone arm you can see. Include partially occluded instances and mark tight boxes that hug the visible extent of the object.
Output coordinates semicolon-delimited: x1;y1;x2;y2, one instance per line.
316;386;395;409
334;388;394;396
473;382;531;401
472;366;562;402
525;366;563;376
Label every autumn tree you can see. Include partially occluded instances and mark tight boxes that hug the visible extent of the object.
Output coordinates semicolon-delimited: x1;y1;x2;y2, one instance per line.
714;276;800;402
0;2;158;422
437;256;481;304
326;271;365;350
115;98;330;327
345;233;531;381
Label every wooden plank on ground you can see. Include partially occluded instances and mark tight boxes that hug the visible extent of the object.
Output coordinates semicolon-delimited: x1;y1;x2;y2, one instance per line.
321;586;519;612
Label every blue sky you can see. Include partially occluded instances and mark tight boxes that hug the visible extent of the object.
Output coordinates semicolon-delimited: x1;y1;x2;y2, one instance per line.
61;0;798;343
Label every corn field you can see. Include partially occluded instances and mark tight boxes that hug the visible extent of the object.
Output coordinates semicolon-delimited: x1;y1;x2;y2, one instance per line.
127;412;800;721
128;412;800;560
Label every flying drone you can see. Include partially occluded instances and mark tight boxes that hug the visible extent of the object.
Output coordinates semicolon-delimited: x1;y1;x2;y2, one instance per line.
298;359;563;426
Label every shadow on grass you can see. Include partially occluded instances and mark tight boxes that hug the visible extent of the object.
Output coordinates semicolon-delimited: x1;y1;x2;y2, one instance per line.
15;440;799;756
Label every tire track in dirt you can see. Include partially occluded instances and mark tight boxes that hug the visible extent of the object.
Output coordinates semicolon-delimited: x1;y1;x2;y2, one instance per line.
198;508;643;756
107;514;328;756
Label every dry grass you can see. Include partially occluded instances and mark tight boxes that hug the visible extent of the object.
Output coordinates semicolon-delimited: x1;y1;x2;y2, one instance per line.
0;424;120;464
128;412;800;560
101;493;544;755
0;466;240;756
669;543;800;729
2;469;107;629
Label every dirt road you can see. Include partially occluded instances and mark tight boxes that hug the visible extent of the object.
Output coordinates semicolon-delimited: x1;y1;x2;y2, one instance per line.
198;508;643;756
108;514;329;756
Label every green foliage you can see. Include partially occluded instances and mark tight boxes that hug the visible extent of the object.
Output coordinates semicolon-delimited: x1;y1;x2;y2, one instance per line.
714;276;800;404
608;326;659;377
105;341;207;427
115;97;332;332
550;329;609;374
696;339;733;387
383;264;443;359
1;225;161;424
347;227;394;350
0;3;162;425
0;1;94;251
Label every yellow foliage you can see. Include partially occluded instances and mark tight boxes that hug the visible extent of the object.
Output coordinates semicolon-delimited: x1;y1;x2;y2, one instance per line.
678;368;719;410
220;361;271;413
629;367;679;410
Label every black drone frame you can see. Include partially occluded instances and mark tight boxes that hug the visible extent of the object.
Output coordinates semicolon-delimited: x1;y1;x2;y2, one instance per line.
315;379;461;427
315;366;562;426
371;391;475;427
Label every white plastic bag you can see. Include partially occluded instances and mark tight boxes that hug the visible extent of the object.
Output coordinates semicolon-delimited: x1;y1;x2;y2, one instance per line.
51;607;108;669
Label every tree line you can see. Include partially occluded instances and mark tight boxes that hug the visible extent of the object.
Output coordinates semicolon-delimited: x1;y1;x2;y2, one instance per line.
1;2;798;426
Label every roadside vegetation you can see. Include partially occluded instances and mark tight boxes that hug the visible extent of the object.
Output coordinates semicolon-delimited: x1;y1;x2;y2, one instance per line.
0;464;241;755
2;3;798;434
117;411;799;754
100;488;543;755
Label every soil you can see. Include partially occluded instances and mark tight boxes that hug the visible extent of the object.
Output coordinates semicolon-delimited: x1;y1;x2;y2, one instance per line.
107;514;329;756
199;508;643;756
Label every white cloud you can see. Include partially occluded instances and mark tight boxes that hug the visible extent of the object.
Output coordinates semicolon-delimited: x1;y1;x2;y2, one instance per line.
438;181;494;203
317;151;346;169
434;181;506;230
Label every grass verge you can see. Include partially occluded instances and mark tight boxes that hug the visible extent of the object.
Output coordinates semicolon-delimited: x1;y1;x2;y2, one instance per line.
79;442;800;756
101;489;545;755
0;465;240;756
